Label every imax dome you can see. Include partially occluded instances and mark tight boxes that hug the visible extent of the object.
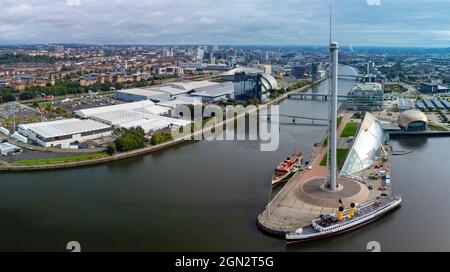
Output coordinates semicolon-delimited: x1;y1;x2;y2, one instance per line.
398;110;428;131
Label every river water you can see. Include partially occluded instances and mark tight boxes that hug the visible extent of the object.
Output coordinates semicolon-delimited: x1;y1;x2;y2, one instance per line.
0;66;449;252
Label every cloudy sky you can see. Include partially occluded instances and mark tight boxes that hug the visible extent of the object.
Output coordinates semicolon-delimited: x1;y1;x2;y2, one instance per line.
0;0;449;47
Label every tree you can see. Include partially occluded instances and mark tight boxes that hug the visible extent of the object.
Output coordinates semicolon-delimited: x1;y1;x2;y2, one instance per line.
106;144;117;155
114;127;146;152
19;91;33;101
2;94;16;103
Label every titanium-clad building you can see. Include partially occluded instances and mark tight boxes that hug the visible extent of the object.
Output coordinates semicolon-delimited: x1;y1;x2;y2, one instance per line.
397;110;428;132
341;112;387;176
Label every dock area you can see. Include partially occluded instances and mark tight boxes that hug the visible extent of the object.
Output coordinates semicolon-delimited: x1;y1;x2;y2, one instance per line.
257;111;393;237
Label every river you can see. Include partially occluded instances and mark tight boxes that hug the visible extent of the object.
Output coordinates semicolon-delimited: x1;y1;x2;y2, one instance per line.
0;66;449;251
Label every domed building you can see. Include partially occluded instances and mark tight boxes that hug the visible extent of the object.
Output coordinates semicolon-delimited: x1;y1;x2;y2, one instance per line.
220;67;279;102
220;67;279;91
398;110;428;131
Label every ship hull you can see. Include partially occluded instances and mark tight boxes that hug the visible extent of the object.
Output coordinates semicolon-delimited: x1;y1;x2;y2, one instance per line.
286;203;401;245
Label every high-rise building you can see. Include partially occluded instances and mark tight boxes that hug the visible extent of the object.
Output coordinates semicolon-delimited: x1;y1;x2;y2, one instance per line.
196;48;204;60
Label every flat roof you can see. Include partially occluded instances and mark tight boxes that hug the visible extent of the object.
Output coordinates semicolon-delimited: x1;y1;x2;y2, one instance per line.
351;83;383;91
148;86;189;96
157;96;203;109
75;100;155;118
116;88;170;97
0;142;18;150
19;119;111;139
170;81;218;91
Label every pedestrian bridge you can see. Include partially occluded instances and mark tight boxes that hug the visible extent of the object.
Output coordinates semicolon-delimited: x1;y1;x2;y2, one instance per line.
288;93;350;101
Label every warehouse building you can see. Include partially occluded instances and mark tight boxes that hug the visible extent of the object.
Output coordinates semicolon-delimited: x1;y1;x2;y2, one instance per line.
75;101;190;133
115;88;171;102
189;82;234;102
0;127;10;136
115;81;234;102
0;142;20;156
18;119;113;148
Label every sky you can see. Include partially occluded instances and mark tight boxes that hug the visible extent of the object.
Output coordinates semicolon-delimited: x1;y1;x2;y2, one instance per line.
0;0;449;47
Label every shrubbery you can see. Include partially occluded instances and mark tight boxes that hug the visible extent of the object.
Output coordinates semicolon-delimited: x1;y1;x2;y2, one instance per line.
150;132;173;145
114;127;146;152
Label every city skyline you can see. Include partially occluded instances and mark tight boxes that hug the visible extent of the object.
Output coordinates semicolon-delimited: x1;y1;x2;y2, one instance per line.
1;0;450;47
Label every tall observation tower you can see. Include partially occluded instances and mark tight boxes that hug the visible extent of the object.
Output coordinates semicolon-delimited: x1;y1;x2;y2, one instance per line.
325;41;339;191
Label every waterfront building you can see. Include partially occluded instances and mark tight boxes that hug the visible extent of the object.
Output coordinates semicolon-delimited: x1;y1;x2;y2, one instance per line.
115;88;171;102
341;112;387;176
420;82;450;93
397;110;428;132
234;72;264;101
18;119;113;148
220;67;278;102
75;101;190;134
189;82;234;102
347;83;384;111
0;142;20;156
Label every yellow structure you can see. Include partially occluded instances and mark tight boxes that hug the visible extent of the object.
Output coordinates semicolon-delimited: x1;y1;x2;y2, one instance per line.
347;203;356;219
337;207;344;221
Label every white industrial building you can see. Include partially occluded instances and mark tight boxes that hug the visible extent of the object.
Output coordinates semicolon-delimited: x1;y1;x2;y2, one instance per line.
0;127;10;136
18;119;113;148
11;132;28;143
157;96;203;110
114;81;232;102
75;101;190;133
0;142;20;156
189;82;234;102
115;88;171;102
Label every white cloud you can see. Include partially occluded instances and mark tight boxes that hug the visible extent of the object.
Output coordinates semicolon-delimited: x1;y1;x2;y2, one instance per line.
0;0;449;47
367;0;381;6
66;0;82;6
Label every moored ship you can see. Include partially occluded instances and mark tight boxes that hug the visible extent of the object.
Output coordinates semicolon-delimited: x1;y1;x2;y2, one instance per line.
286;195;402;244
272;152;303;186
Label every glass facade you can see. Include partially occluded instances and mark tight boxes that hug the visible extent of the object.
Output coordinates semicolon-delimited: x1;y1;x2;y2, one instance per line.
406;121;427;132
341;112;386;176
234;72;263;101
347;83;384;111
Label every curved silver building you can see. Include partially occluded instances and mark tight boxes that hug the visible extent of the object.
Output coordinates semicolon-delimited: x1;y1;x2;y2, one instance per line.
340;112;387;176
221;67;279;92
397;110;428;131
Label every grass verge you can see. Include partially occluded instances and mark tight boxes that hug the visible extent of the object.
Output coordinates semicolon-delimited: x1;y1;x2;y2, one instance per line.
15;153;109;165
340;122;358;137
320;149;349;167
